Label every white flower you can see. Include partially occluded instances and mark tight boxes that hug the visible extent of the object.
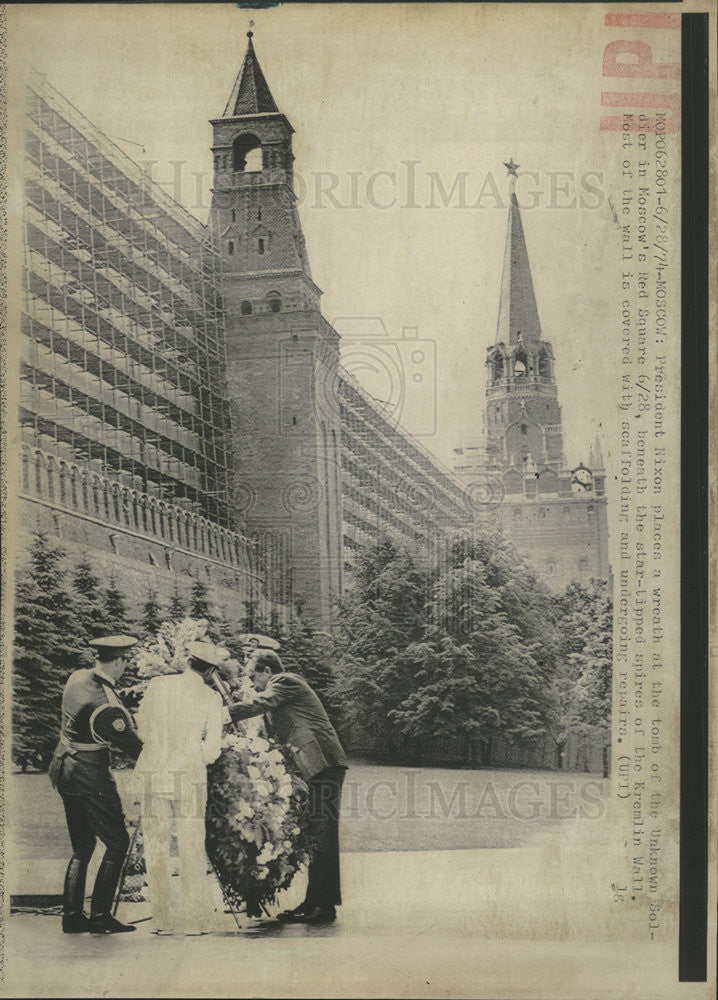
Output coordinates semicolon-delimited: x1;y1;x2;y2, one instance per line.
234;802;254;821
256;842;277;864
258;779;276;798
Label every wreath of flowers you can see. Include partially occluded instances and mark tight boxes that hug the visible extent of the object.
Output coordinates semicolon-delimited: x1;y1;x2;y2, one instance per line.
119;618;311;917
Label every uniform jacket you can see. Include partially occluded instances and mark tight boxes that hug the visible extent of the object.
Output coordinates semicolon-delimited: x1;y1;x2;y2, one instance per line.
229;672;347;781
134;669;223;797
50;667;142;796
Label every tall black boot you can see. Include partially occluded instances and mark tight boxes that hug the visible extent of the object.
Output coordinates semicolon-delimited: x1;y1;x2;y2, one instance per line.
89;856;135;934
62;857;90;933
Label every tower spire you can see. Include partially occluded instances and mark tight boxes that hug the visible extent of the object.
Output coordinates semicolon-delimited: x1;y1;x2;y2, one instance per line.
223;31;279;117
496;160;542;348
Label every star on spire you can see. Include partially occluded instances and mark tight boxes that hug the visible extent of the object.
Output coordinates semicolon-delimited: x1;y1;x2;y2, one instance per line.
504;158;520;177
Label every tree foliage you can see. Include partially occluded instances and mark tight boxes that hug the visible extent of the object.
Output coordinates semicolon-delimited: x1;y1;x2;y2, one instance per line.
103;573;131;634
544;579;613;769
72;554;108;642
189;576;214;621
13;533;90;769
140;586;164;638
332;532;611;768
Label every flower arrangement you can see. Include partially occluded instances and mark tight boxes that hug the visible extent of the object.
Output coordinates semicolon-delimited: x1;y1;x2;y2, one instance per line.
206;729;310;916
119;618;311;917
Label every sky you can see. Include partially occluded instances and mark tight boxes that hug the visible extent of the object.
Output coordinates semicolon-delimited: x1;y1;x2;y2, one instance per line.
8;2;668;473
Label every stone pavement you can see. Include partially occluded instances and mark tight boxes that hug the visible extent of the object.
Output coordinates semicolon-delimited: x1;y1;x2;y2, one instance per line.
3;837;701;1000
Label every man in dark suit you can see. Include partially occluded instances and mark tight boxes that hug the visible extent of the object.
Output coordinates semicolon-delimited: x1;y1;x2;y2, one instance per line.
49;635;143;934
228;649;348;924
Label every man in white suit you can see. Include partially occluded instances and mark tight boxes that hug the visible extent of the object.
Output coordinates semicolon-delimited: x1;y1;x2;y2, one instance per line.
134;641;225;935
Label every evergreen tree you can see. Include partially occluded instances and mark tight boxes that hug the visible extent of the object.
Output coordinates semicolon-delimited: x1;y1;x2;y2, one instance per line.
331;536;431;756
391;555;546;765
141;586;164;638
74;553;100;598
189;576;214;621
103;573;131;633
549;579;613;773
242;597;270;635
332;531;553;765
71;554;107;642
168;580;186;621
98;573;137;706
13;532;89;770
280;619;336;710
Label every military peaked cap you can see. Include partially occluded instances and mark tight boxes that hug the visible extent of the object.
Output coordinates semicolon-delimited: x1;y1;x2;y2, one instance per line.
89;635;138;651
186;641;230;668
90;703;134;745
238;633;281;651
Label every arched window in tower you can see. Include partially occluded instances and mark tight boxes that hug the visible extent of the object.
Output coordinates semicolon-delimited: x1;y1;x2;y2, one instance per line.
538;349;550;377
240;300;252;316
514;349;528;377
231;209;236;222
521;424;528;435
492;353;504;381
227;240;234;256
233;133;263;173
267;291;281;313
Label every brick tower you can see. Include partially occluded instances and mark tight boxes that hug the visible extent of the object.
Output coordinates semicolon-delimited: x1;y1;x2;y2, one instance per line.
454;161;610;588
484;159;565;483
210;33;343;621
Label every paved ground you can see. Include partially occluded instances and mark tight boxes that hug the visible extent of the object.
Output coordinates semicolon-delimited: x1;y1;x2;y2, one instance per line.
4;845;690;1000
5;765;699;998
8;763;609;862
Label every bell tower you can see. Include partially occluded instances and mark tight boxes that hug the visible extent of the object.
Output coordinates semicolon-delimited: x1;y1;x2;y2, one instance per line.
484;160;565;476
210;32;343;623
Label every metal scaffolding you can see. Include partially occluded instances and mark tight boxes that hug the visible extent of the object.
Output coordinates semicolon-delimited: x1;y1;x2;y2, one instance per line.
20;74;234;528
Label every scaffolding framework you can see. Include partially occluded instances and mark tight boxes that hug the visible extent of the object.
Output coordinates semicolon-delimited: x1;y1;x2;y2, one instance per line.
338;371;470;575
21;75;234;528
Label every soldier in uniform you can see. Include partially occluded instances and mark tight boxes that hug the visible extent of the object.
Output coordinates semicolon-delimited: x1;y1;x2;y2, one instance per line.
49;634;142;934
228;648;348;924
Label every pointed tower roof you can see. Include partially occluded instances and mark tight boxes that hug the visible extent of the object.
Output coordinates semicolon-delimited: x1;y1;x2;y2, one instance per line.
223;32;279;117
592;434;605;470
496;160;542;348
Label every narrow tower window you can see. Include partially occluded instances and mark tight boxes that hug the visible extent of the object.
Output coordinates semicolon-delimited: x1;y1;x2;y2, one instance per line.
228;240;234;255
231;209;236;222
492;354;503;381
233;133;262;173
514;349;528;377
240;300;252;315
267;291;281;313
257;238;265;254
